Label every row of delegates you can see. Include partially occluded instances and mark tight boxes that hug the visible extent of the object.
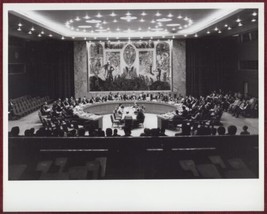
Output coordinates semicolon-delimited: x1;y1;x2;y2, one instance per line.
8;124;251;137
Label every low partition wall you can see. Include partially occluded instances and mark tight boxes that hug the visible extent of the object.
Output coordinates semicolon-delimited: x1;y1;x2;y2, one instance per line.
83;101;177;115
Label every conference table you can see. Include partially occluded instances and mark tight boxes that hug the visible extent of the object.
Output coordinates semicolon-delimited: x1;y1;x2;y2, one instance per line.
75;100;179;129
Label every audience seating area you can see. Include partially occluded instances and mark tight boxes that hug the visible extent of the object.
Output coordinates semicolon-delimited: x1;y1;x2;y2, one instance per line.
9;135;258;180
9;95;52;119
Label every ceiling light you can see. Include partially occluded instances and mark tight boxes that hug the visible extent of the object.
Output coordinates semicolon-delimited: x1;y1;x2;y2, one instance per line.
177;15;183;19
252;12;257;16
184;17;189;21
106;37;109;40
167;23;181;27
75;16;81;21
214;27;218;31
31;27;35;31
172;28;176;31
138;27;142;31
83;29;86;32
72;37;75;39
157;22;163;26
86;19;102;24
155;12;161;17
84;15;90;19
228;26;232;30
141;12;147;16
238;23;243;27
49;34;53;37
78;25;92;28
61;36;65;40
38;34;41;37
236;18;241;22
94;37;97;39
28;31;32;35
157;18;172;22
148;27;151;30
120;16;137;22
116;28;120;31
84;37;87;40
179;26;183;29
251;19;256;22
162;35;165;38
140;18;145;22
184;34;187;37
71;27;74;30
224;24;228;27
41;31;44;34
172;35;175;39
218;30;222;34
18;23;22;27
69;19;73;23
194;34;198;38
184;25;188;28
140;36;143;39
110;12;116;17
103;21;107;24
128;37;131;40
150;36;153;39
167;13;173;18
126;12;131;16
207;31;210;34
113;19;117;23
17;27;21;31
96;13;102;18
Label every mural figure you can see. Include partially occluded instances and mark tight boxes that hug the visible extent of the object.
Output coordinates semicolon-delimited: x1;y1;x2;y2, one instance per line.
103;61;114;82
123;44;136;66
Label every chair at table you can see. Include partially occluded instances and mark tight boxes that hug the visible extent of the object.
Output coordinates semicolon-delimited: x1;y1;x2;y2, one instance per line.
110;114;121;128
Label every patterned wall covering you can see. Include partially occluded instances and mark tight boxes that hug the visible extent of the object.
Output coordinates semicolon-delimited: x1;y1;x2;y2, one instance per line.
87;40;172;91
172;40;186;96
74;41;88;98
74;40;186;96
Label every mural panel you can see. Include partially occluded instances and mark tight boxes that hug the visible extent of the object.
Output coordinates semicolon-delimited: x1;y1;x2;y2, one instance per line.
88;41;171;91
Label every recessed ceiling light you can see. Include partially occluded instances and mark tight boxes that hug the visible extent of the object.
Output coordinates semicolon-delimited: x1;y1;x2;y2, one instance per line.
103;21;107;24
116;28;120;31
236;18;241;22
84;15;90;19
167;23;180;27
140;18;145;22
172;35;175;39
126;12;131;16
224;24;228;27
214;27;218;31
41;31;44;34
31;27;35;31
194;34;198;37
18;23;22;27
75;17;81;21
113;19;117;23
238;23;243;27
252;12;257;16
17;27;21;31
178;26;183;29
207;31;210;34
184;34;187;37
84;37;87;40
141;12;147;16
150;36;153;39
184;25;188;28
38;34;41;37
177;15;183;19
218;30;222;34
28;31;32;35
140;36;143;39
228;26;232;30
96;13;102;18
49;34;53;37
120;16;137;22
69;19;73;23
94;37;97;39
151;19;156;23
106;37;109;40
155;12;161;17
157;22;163;27
162;35;165;38
251;19;257;22
157;18;172;22
110;12;116;17
78;25;92;28
172;28;176;31
61;36;65;40
72;37;75;39
138;27;142;31
167;13;173;18
184;16;189;21
86;19;102;24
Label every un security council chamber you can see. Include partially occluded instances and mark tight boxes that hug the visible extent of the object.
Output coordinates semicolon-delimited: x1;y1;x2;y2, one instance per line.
7;5;260;180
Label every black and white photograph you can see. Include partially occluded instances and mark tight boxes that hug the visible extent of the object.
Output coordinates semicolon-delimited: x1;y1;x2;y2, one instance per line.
3;2;264;212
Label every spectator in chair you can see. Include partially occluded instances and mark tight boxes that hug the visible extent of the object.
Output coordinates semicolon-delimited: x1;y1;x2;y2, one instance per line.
10;126;20;137
123;127;132;136
106;128;113;137
227;125;237;135
159;128;167;136
113;129;120;136
217;126;226;135
77;128;86;136
240;125;250;135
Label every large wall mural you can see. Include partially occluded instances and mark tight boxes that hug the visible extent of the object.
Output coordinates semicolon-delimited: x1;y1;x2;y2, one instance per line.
87;40;172;91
